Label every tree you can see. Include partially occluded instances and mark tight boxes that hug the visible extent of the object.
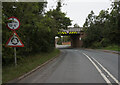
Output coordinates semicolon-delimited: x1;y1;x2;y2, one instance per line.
2;1;72;66
74;23;80;28
46;1;72;31
82;1;120;48
2;2;56;65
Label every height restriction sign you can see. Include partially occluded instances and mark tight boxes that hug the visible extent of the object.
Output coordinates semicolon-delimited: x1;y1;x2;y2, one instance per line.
7;17;20;30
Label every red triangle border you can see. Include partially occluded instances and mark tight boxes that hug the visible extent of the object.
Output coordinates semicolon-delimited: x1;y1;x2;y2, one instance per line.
6;31;24;47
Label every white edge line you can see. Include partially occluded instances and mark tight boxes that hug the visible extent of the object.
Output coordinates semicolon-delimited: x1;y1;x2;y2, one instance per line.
82;52;111;84
92;57;120;85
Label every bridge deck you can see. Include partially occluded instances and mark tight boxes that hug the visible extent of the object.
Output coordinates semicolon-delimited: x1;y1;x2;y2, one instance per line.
58;27;83;35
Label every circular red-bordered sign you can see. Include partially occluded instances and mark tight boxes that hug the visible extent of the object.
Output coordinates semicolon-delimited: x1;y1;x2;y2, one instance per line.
7;17;20;31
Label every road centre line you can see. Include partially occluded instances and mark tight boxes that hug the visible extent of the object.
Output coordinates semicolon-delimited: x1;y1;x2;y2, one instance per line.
82;52;112;84
92;57;120;85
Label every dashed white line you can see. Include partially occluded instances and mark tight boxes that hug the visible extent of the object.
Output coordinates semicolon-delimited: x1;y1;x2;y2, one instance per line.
83;52;112;84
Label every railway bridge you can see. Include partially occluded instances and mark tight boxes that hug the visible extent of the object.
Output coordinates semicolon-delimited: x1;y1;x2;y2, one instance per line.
57;27;85;48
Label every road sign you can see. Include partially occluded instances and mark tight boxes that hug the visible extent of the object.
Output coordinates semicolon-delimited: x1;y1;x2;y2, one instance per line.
6;31;24;47
7;17;20;30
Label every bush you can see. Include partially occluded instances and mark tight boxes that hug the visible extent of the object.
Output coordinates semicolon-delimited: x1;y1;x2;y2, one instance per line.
82;37;92;48
57;41;62;45
100;38;110;47
91;42;102;48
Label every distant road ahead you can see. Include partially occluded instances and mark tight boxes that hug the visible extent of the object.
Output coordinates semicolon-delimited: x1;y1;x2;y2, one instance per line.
17;46;119;84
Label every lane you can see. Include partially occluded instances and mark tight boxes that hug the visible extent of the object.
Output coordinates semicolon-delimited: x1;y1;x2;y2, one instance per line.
83;52;111;83
18;49;106;83
45;49;105;83
80;49;118;80
17;50;67;83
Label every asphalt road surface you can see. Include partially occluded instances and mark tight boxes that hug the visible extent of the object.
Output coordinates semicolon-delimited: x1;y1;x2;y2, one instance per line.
17;45;119;84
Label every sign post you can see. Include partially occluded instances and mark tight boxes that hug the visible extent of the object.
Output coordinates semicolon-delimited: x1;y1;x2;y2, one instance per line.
14;47;17;66
6;17;24;66
13;33;17;66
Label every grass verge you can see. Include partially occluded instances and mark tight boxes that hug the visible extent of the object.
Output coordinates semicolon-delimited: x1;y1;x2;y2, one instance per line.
2;48;60;83
100;45;120;51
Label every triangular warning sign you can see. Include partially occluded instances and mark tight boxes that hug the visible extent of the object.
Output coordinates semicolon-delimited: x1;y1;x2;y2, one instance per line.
6;31;24;47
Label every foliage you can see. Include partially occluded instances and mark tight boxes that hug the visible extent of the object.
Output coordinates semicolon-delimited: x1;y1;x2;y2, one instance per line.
91;42;102;48
46;1;72;31
101;44;120;51
3;49;60;83
57;36;70;45
2;2;71;66
74;23;80;28
83;1;120;48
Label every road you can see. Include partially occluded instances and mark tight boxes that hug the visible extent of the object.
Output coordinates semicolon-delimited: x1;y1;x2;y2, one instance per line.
17;45;119;84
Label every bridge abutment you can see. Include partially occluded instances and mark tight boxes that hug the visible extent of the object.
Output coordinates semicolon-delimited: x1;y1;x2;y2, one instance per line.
71;35;82;48
70;31;85;48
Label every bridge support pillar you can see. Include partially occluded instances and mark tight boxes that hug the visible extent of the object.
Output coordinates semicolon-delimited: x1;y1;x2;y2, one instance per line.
70;35;83;48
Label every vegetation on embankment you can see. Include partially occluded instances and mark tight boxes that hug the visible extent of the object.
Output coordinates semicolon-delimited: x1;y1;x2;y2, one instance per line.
100;45;120;52
2;49;60;83
2;2;71;66
82;2;120;49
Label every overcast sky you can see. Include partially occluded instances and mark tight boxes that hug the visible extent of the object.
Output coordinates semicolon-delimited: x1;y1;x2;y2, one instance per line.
46;0;112;27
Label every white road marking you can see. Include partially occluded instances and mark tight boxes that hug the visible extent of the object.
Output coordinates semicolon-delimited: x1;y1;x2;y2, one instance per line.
82;52;112;84
92;57;120;85
74;50;79;51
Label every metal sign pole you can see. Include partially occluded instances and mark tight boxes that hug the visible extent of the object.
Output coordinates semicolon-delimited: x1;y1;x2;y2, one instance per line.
6;17;24;66
14;47;17;66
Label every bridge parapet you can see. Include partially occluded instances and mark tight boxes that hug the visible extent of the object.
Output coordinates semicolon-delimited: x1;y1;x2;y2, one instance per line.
58;27;83;35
